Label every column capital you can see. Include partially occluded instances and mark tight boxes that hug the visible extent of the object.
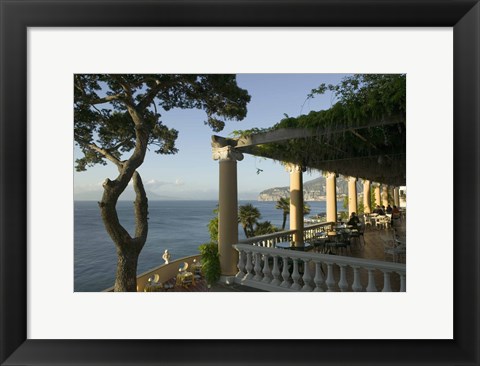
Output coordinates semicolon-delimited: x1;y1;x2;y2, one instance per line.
348;176;357;183
285;163;306;173
212;146;244;162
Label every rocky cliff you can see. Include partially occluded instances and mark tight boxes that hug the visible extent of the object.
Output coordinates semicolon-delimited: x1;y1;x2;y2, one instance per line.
258;176;363;201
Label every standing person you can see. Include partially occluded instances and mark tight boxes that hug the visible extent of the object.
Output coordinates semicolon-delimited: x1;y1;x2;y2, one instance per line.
392;205;401;219
386;205;393;214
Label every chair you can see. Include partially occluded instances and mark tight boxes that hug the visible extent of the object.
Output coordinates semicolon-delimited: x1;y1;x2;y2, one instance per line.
327;231;350;255
381;230;406;262
192;259;203;281
375;215;389;229
349;223;365;246
363;214;373;229
176;262;194;287
385;214;392;228
144;274;165;292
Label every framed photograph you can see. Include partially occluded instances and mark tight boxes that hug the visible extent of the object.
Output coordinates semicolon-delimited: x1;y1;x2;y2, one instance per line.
1;1;479;365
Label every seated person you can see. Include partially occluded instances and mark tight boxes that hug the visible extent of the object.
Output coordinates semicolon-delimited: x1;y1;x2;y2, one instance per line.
373;205;385;215
347;212;360;226
386;205;393;214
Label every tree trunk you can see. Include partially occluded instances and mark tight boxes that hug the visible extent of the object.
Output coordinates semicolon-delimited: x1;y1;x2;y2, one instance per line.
243;225;249;238
282;213;287;230
114;244;140;292
99;171;148;292
248;223;255;238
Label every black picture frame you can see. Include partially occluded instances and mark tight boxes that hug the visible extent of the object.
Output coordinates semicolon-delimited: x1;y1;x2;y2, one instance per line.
1;1;479;365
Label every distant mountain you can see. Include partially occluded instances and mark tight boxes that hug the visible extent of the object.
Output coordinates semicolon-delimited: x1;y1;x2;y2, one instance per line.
258;176;363;201
74;189;180;201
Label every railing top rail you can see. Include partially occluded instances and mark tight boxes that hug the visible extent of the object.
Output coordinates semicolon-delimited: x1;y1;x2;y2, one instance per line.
233;243;406;273
238;229;296;244
238;221;335;244
304;221;335;230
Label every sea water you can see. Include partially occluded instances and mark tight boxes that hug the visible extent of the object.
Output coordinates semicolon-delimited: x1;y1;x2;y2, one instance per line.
74;200;344;291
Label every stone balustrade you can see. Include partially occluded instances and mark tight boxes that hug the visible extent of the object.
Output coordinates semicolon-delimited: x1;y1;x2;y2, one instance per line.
233;243;406;292
239;222;334;248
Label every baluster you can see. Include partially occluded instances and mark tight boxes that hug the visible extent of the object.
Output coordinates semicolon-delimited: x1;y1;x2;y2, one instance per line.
235;250;246;279
382;271;392;292
351;266;363;292
245;251;253;279
291;258;302;290
313;261;325;291
399;272;406;292
301;259;313;291
325;262;336;292
280;256;292;288
366;268;377;292
338;265;349;292
271;256;281;286
262;254;272;283
253;252;263;281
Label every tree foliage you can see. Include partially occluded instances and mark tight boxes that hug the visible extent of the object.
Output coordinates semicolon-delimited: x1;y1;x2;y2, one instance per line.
75;74;250;172
245;74;406;186
198;242;221;286
278;74;406;129
238;203;261;238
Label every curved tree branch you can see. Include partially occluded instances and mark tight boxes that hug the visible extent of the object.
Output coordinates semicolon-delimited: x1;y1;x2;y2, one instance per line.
88;143;124;171
132;171;148;253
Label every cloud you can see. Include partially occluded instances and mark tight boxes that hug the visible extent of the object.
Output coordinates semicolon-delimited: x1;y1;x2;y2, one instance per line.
144;178;185;189
74;181;104;193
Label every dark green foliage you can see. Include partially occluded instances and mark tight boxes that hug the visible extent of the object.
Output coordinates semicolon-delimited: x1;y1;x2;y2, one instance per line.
198;243;221;286
244;74;406;186
254;221;278;236
238;203;262;238
74;74;250;171
207;206;219;244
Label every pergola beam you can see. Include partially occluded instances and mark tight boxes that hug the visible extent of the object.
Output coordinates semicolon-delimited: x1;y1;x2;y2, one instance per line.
211;114;406;186
212;115;405;149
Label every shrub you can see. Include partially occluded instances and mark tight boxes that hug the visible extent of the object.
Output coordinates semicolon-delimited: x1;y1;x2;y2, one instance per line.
198;242;221;286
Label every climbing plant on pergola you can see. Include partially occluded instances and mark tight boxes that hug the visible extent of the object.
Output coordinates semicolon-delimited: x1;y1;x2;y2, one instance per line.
216;74;406;186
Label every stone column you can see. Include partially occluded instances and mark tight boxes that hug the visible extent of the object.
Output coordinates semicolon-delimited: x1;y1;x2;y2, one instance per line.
213;146;243;277
382;185;389;207
326;172;337;223
287;164;304;247
394;187;400;207
363;179;371;214
373;183;381;208
347;177;357;215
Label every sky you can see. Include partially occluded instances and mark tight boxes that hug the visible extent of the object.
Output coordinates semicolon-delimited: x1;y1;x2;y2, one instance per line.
74;74;348;200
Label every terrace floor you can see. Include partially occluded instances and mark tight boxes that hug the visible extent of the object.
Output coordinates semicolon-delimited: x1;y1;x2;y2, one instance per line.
167;218;406;292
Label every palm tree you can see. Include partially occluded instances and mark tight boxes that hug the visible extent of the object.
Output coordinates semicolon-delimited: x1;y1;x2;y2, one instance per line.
304;202;311;216
276;197;312;230
275;197;290;230
238;203;261;238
